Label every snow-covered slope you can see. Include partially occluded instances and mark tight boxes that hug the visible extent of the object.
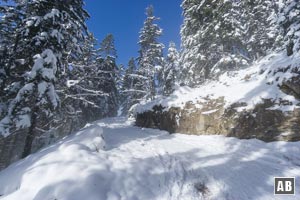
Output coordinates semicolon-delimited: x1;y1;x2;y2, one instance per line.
0;117;299;200
134;52;300;114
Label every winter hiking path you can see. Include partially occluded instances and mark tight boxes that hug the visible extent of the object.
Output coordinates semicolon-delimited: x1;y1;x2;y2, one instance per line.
0;117;300;200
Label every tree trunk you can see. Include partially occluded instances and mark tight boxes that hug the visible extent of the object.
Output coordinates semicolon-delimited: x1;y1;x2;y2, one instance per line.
287;41;294;56
21;109;38;158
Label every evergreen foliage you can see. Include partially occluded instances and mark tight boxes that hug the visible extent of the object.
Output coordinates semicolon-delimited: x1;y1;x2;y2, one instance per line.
137;5;164;99
163;42;179;96
180;0;281;86
0;0;89;157
278;0;300;56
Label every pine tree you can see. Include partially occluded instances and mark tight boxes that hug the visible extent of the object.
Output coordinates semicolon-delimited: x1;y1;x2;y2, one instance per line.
163;42;179;96
180;0;219;86
0;0;89;158
0;2;24;110
137;5;164;100
210;0;250;76
278;0;300;56
64;33;119;122
121;58;140;115
97;34;119;117
180;0;279;85
59;33;107;127
241;0;279;59
123;58;136;93
99;33;117;59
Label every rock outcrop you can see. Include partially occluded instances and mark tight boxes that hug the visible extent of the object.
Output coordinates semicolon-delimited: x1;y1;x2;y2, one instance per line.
136;98;300;142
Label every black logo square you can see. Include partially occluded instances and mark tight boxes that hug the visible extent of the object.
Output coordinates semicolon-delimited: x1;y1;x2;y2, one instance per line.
274;177;295;195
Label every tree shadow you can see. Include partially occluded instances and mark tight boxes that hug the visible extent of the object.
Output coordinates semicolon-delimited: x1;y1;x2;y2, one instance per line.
1;132;299;199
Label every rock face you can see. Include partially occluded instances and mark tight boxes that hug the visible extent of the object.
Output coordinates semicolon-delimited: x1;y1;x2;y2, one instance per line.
136;98;300;142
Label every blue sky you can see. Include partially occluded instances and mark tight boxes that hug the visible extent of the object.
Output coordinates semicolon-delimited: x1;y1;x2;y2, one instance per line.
85;0;183;66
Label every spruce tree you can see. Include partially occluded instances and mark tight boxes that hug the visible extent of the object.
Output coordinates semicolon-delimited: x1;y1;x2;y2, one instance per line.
99;33;117;59
120;58;135;115
180;0;279;86
241;0;279;59
0;2;24;110
180;0;218;86
97;34;119;117
163;42;179;96
59;33;107;126
0;0;89;158
278;0;300;56
137;5;164;100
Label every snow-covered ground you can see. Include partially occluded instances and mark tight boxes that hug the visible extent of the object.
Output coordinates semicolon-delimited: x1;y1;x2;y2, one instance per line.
134;52;300;114
0;117;300;200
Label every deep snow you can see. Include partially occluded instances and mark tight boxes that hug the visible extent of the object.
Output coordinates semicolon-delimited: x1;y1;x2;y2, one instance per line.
0;117;300;200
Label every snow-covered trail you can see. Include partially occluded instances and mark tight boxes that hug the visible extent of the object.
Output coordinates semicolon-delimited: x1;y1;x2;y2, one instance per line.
0;117;300;200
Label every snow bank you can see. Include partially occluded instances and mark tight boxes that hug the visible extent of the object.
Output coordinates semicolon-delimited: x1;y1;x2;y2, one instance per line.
0;117;299;200
0;124;105;200
134;52;300;114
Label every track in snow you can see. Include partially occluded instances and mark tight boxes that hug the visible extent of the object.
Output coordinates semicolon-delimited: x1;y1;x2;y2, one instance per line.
0;117;299;200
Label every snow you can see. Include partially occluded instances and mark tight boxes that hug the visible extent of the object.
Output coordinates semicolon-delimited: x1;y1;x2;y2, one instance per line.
29;49;57;81
134;51;300;114
15;107;31;129
66;80;80;87
202;109;219;115
0;117;11;137
38;81;48;98
0;117;299;200
43;9;60;20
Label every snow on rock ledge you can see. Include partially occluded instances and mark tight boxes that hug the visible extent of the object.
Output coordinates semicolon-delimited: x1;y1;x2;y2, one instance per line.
134;52;300;142
133;52;300;114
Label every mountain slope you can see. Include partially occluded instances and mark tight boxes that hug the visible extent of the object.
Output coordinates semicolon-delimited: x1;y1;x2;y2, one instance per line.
0;117;299;200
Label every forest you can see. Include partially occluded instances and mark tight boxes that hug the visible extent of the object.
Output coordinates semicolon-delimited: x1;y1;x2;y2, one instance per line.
0;0;300;199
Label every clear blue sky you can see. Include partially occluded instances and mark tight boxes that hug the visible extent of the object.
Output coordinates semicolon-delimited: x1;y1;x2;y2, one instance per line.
85;0;183;66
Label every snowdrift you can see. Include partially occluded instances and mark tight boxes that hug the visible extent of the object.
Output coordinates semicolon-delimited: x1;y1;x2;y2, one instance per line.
0;124;105;200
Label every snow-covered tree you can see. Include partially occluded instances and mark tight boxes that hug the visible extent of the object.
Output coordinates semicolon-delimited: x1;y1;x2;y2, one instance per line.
0;2;24;106
207;0;250;78
116;63;125;98
137;5;164;100
120;58;143;115
278;0;300;56
63;33;119;122
180;0;280;86
241;0;280;59
123;58;137;94
95;34;119;117
99;33;117;59
96;57;119;118
0;0;89;157
57;33;105;128
180;0;218;86
163;42;179;96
